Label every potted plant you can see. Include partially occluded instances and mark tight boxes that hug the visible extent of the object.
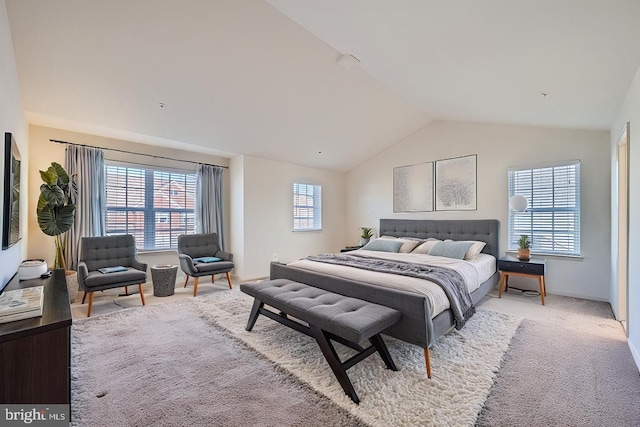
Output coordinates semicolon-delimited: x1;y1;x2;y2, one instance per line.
360;227;374;246
36;162;78;301
517;234;531;261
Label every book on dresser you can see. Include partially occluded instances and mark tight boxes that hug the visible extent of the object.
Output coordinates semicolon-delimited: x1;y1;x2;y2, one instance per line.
0;285;45;323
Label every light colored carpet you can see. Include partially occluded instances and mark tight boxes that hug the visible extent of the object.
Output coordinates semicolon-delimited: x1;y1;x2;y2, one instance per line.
71;299;365;427
476;291;640;426
193;288;523;426
72;287;522;427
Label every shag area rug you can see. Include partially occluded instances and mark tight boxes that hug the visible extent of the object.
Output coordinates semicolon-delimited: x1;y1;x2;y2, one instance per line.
72;288;522;426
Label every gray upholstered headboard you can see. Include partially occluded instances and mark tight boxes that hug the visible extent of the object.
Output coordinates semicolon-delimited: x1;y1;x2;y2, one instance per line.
379;219;500;259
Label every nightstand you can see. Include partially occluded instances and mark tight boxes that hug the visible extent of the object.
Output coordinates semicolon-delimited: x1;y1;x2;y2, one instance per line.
497;255;547;305
340;246;362;253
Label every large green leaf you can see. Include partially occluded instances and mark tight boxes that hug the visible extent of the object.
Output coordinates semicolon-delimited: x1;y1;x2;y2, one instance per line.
39;169;56;186
40;183;66;207
37;204;75;236
50;162;69;186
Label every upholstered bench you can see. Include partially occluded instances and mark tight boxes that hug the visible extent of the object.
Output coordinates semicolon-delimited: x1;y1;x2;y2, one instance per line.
240;279;401;404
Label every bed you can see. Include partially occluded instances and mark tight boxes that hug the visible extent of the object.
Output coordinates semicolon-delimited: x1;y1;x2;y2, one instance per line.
269;218;500;377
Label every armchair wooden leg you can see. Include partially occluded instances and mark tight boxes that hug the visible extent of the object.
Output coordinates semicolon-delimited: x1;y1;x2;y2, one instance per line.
193;277;199;297
226;272;233;289
184;275;190;288
87;292;94;317
211;275;215;283
82;291;87;304
138;284;146;306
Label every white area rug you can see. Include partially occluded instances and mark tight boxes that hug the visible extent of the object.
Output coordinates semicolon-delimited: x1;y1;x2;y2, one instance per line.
195;288;523;427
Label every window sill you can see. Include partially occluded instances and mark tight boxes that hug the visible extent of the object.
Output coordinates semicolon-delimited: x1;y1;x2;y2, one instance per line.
138;249;178;254
504;250;584;261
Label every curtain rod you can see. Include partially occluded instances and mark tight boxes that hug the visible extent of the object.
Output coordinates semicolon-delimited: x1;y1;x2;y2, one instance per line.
49;139;228;169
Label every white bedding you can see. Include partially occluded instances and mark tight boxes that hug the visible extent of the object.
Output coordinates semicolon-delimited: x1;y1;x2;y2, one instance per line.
287;250;496;319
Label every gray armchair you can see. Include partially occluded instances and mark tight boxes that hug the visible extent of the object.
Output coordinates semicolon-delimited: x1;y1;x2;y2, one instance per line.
178;233;234;296
78;234;148;317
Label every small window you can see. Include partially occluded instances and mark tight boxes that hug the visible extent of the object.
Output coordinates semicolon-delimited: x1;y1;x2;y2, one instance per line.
508;161;580;256
293;182;322;231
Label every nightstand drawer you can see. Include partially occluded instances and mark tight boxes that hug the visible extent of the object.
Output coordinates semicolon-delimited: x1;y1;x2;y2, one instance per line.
498;259;546;275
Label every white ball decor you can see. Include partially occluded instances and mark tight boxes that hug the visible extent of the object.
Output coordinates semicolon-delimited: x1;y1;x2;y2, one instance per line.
509;195;528;212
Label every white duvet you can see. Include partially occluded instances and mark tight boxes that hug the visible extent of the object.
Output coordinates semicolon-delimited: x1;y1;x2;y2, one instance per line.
287;250;496;318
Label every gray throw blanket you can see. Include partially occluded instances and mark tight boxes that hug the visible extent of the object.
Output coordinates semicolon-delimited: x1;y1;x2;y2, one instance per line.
306;253;475;329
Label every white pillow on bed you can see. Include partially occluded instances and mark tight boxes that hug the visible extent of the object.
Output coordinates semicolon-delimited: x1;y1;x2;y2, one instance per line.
411;238;442;254
463;241;487;260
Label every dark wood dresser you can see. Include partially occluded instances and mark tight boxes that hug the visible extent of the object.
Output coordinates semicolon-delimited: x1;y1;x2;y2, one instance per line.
0;269;72;404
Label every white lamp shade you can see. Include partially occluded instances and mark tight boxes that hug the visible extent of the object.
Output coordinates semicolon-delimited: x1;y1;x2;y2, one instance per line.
509;195;528;212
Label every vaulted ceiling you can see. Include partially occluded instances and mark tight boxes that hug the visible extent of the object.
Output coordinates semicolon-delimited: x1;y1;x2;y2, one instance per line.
7;0;640;172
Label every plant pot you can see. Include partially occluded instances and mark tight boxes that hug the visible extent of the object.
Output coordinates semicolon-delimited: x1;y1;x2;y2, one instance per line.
360;237;370;246
65;270;79;303
517;249;531;261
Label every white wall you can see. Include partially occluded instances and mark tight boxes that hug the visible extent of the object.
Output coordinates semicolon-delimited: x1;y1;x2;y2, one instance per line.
229;155;245;280
611;64;640;368
27;125;230;281
0;0;28;288
347;120;610;300
230;155;346;280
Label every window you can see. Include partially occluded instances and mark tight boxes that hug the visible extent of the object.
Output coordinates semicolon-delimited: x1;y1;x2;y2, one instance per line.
508;161;580;256
293;182;322;231
105;163;197;250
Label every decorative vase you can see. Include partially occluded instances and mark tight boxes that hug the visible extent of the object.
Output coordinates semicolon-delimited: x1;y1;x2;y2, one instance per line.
65;270;79;303
360;237;370;246
517;249;531;261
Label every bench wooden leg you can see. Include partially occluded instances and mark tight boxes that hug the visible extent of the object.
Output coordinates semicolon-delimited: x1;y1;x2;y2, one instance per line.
424;348;432;379
310;324;360;404
369;334;398;371
245;299;263;331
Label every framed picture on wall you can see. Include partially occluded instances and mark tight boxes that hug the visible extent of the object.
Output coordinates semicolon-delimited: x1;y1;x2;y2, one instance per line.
393;162;434;212
435;154;477;211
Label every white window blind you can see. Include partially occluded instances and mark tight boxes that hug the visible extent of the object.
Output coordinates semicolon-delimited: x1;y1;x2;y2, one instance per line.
293;182;322;231
105;163;197;250
508;161;580;256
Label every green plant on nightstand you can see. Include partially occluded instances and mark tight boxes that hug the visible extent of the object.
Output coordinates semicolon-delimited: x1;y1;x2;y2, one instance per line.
517;234;531;261
360;227;373;246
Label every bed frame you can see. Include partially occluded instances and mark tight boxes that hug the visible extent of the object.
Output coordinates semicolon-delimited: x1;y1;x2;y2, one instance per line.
269;218;500;378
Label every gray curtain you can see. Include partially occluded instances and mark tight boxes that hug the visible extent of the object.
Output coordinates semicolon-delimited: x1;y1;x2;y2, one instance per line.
65;145;106;270
195;164;225;249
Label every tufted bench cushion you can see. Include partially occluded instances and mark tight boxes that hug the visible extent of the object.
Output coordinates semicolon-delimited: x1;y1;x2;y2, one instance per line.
241;279;400;343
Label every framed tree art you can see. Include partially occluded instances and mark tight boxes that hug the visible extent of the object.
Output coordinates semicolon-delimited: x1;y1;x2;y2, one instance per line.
435;154;477;211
